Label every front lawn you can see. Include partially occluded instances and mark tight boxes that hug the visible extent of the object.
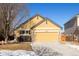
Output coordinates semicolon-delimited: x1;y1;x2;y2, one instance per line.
0;42;32;51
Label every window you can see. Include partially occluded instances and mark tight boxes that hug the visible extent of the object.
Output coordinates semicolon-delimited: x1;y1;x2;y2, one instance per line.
20;30;30;34
20;30;25;34
26;31;29;33
26;30;30;34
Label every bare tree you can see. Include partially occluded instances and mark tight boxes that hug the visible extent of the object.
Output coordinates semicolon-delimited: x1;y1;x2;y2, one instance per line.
0;3;29;43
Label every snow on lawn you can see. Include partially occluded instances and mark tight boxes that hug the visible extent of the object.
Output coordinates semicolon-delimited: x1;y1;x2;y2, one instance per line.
0;42;62;56
0;50;37;56
0;49;62;56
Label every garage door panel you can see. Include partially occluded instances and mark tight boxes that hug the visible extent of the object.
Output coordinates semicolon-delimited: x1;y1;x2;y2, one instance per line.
35;32;58;42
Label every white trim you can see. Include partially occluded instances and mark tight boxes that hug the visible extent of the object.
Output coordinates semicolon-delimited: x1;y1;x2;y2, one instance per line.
19;29;30;31
34;28;60;29
20;34;30;36
34;29;60;32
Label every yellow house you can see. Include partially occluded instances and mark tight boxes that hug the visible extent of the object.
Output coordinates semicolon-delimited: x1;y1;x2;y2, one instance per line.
14;14;62;43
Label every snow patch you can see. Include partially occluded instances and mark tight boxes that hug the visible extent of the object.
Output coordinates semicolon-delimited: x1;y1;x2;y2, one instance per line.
66;44;79;50
0;50;37;56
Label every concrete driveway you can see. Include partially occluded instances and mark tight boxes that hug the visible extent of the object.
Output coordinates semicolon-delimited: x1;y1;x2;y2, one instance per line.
51;41;79;56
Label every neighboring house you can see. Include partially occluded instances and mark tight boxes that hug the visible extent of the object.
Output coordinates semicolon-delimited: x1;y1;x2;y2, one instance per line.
64;14;79;41
14;14;62;43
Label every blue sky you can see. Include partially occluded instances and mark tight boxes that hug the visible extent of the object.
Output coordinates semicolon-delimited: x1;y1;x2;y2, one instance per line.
23;3;79;29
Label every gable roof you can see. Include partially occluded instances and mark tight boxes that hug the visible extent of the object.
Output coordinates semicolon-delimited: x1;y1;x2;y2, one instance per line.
15;14;45;30
15;14;62;30
31;17;62;29
64;14;79;25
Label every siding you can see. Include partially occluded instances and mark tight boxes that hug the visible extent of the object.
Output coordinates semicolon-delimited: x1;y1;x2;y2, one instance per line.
64;17;77;34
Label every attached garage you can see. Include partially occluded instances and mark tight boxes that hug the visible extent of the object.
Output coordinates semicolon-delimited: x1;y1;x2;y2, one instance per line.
34;29;60;43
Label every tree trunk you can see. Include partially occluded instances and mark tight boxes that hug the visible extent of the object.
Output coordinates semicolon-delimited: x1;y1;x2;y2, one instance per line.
5;36;8;44
4;29;9;44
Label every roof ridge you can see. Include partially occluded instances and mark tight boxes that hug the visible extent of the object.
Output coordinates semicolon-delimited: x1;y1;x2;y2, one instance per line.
64;14;78;25
15;14;46;30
